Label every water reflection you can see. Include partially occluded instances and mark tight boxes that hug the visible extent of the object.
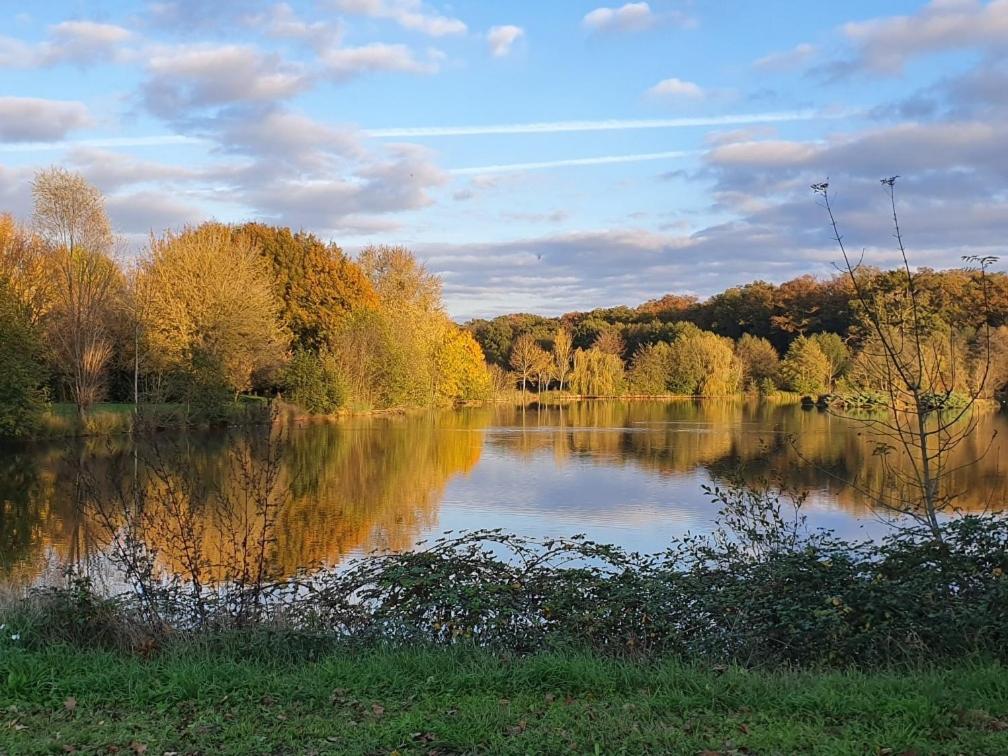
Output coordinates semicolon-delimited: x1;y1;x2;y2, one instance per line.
1;400;1006;584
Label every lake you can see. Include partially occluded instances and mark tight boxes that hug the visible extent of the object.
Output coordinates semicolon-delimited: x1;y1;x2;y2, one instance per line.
2;400;1006;586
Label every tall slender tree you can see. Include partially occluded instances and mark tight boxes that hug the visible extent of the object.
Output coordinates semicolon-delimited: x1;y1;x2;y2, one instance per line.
32;168;119;417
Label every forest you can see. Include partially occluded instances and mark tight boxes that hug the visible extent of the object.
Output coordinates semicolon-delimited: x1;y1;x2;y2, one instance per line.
467;265;1008;401
2;166;1007;439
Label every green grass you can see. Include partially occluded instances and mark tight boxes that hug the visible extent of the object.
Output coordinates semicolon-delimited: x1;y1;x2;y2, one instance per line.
1;643;1007;754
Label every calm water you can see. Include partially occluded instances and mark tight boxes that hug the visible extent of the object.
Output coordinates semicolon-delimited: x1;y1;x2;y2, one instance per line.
2;400;1007;585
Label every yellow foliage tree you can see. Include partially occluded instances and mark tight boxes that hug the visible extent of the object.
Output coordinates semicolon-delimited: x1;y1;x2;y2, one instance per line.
135;224;288;397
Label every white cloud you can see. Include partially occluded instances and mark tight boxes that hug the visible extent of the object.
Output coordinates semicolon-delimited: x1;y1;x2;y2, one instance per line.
582;2;692;33
45;21;132;65
840;0;1008;74
142;44;310;116
329;0;467;36
753;42;818;71
647;77;704;98
323;43;439;80
248;3;342;50
487;25;524;58
0;97;92;142
0;20;132;68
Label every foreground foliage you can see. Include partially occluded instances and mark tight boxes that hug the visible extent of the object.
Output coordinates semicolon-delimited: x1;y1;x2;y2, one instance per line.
1;645;1007;754
6;475;1008;668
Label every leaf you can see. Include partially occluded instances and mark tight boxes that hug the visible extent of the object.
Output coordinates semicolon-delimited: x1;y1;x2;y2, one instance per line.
371;703;385;718
129;741;148;754
738;723;750;735
64;697;77;712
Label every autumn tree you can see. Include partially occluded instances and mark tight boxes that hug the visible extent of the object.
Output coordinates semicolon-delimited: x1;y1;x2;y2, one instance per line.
735;334;780;390
569;347;624;396
509;333;540;393
627;342;673;395
0;214;51;324
135;224;288;402
235;223;377;352
552;327;573;392
592;329;625;359
780;335;830;394
341;245;489;408
32;168;120;417
809;332;850;389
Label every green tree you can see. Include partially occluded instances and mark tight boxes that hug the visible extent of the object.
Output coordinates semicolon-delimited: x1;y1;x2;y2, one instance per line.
283;350;345;414
0;278;46;436
627;342;673;395
780;335;831;394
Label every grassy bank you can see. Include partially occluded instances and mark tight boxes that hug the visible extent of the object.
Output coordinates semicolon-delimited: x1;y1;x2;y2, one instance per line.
2;643;1007;754
34;399;270;438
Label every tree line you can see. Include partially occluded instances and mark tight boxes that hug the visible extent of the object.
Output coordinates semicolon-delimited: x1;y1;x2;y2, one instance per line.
0;168;490;436
470;269;1008;399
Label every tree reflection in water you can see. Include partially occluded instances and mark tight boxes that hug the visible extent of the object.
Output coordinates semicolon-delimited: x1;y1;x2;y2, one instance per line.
1;400;1006;585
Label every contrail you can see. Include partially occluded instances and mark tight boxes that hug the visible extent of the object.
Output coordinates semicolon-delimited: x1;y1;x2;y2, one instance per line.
367;109;845;138
0;135;205;152
450;150;697;175
0;109;850;153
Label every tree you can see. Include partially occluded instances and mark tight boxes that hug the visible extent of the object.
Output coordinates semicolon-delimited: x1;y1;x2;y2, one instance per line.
509;333;540;393
813;177;996;542
780;335;830;395
592;329;625;359
32;168;120;417
735;334;780;390
235;224;377;352
432;324;492;401
809;332;850;389
0;214;51;324
569;347;624;396
282;349;345;414
627;342;673;394
552;327;573;392
135;224;288;400
0;277;46;436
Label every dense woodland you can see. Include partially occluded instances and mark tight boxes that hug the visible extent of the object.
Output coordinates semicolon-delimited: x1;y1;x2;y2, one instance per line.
467;267;1008;400
2;167;1007;439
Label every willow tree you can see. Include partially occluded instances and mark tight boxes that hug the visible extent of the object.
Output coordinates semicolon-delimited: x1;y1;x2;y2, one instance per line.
813;178;996;542
32;168;120;417
135;224;288;402
570;347;624;396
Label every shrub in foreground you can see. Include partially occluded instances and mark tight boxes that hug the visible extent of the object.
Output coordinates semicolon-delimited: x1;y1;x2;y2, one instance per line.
4;479;1007;668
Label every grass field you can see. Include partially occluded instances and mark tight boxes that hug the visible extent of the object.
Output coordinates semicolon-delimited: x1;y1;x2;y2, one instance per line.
1;643;1007;754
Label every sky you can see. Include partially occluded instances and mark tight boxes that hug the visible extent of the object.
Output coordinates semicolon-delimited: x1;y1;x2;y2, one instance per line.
1;1;1007;320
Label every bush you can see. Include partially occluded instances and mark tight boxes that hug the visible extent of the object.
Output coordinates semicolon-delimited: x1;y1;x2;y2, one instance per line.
282;349;345;414
11;468;1008;667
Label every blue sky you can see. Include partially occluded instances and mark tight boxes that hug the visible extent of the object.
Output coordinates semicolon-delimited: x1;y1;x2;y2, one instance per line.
1;1;1007;318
